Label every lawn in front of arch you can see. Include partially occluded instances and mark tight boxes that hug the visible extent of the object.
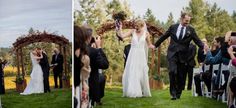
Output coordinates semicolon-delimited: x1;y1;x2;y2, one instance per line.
95;87;227;108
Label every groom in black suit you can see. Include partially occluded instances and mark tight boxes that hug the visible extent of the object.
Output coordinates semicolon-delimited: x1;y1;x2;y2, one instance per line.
37;48;51;93
155;13;204;100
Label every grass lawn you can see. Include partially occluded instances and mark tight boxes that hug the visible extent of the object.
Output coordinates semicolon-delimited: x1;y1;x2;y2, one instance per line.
95;88;227;108
1;76;72;108
1;88;72;108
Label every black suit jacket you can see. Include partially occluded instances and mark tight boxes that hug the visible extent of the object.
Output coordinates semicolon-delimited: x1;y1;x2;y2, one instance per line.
51;53;64;73
155;23;203;62
74;56;81;87
87;46;109;101
39;52;50;77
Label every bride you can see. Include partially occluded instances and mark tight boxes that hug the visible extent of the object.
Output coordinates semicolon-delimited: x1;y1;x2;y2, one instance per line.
117;19;155;98
21;49;44;95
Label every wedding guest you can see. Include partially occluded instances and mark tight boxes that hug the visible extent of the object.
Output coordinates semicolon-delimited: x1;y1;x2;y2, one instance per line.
0;59;6;94
197;38;208;72
194;37;223;96
51;48;64;88
183;43;196;90
74;26;91;108
204;32;236;95
90;37;106;104
85;27;109;106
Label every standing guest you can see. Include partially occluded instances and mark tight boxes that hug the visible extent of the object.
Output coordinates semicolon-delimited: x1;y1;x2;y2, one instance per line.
154;12;204;100
51;48;64;88
197;38;208;72
85;27;109;106
0;59;6;94
183;43;196;90
74;26;91;108
90;37;106;104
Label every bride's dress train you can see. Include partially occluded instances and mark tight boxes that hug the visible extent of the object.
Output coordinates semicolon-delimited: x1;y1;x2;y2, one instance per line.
20;52;44;95
122;30;151;98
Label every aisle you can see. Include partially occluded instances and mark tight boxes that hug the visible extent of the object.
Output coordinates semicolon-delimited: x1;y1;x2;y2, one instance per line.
95;88;226;108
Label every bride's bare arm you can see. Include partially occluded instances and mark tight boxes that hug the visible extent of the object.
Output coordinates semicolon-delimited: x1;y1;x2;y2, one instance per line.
116;23;133;39
146;32;155;49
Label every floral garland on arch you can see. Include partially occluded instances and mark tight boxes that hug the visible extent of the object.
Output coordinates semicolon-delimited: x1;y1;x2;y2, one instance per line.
96;20;164;37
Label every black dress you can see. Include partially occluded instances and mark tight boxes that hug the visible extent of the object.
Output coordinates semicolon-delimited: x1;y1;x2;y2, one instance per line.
0;63;5;94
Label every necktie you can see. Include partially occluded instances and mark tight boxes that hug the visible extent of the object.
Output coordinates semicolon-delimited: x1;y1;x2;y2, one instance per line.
179;27;184;40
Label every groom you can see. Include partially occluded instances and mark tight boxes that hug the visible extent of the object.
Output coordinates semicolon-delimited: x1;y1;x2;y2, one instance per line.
37;47;51;93
154;13;203;100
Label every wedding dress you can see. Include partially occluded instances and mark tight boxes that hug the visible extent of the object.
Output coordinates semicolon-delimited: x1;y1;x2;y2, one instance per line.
20;52;44;95
122;30;151;98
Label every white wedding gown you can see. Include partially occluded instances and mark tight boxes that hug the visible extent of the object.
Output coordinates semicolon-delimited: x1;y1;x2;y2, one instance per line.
122;30;151;98
21;53;44;95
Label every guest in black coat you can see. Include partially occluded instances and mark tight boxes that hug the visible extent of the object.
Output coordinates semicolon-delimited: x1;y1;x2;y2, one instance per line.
183;43;196;90
51;48;64;88
0;59;6;94
85;27;109;106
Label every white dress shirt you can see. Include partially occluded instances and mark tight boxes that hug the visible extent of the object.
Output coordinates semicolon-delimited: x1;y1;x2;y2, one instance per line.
176;24;186;40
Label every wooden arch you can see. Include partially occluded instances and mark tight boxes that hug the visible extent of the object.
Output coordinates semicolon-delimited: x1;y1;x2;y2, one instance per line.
12;31;70;90
96;20;165;89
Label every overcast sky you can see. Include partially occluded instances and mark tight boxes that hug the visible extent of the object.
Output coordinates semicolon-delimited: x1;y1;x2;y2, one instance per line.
0;0;72;48
75;0;236;23
127;0;236;22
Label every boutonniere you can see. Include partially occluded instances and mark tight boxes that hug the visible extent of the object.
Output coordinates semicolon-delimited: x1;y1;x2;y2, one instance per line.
186;31;191;36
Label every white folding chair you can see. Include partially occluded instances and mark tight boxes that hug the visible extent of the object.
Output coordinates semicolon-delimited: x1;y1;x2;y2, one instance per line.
201;64;212;97
218;63;229;103
192;67;201;97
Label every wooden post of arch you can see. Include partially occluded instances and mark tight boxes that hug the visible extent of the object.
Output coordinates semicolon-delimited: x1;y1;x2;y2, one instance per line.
20;48;25;79
16;49;20;76
13;31;71;90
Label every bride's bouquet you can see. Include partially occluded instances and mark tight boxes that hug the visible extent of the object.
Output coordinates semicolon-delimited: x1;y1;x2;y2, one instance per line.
112;11;127;42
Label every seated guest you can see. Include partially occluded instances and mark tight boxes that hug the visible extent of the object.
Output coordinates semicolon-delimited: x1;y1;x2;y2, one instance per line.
204;35;234;95
197;38;208;71
194;37;223;96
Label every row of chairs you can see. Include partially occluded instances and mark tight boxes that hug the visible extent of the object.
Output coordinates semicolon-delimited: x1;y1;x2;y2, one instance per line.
192;62;236;103
192;63;232;103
